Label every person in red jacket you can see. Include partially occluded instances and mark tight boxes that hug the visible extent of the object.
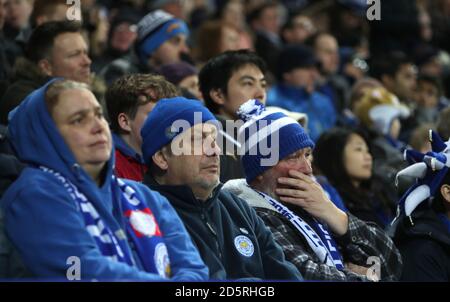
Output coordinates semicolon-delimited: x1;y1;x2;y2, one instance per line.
105;73;179;181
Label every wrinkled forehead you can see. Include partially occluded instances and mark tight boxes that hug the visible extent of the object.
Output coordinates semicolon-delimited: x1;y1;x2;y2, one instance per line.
285;147;312;158
182;122;219;138
52;88;99;115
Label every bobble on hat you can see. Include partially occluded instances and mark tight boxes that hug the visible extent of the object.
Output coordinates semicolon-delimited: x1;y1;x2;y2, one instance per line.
237;99;265;122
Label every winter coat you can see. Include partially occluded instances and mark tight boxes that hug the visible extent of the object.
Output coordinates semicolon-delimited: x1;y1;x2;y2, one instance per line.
392;207;450;281
223;179;403;281
1;80;208;281
144;174;303;281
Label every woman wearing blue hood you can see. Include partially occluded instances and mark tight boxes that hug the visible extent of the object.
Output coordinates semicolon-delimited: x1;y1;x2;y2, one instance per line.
0;79;208;281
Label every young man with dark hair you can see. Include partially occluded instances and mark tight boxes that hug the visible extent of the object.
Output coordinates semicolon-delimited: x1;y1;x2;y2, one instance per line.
370;51;417;105
105;73;179;181
31;0;75;27
0;20;91;124
199;49;267;182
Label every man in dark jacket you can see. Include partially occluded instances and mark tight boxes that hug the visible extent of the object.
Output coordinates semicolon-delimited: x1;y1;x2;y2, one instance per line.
390;131;450;281
0;20;92;124
140;96;302;281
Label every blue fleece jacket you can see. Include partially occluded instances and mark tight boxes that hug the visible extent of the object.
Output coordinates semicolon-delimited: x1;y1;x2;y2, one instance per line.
1;80;208;281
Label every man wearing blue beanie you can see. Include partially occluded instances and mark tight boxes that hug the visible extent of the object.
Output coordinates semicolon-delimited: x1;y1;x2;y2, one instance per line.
223;99;403;281
141;96;303;281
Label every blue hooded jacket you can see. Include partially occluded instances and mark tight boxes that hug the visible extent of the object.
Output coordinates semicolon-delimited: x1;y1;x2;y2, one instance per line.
0;80;208;281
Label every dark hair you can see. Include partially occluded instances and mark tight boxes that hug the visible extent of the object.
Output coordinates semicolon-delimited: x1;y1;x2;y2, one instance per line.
370;51;413;80
314;127;358;186
25;20;83;64
31;0;68;26
105;73;179;134
313;127;375;209
417;73;443;97
199;49;266;114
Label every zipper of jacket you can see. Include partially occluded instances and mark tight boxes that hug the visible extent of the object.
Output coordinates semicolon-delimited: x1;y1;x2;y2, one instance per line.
200;206;223;261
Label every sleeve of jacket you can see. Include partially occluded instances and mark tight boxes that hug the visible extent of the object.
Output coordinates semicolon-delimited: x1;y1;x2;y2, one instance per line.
399;238;448;281
130;182;209;281
333;213;403;281
257;210;368;281
237;199;303;281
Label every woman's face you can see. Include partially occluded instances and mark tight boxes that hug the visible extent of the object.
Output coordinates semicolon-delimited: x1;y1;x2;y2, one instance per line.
343;133;372;184
51;88;112;173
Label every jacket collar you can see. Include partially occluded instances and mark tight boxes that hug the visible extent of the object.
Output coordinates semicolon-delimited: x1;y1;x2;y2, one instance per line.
143;172;223;211
13;57;50;84
112;133;145;164
223;178;314;221
277;83;310;98
402;207;450;246
222;179;277;211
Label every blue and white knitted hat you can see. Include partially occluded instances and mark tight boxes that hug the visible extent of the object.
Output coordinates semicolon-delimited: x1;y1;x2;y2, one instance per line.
237;99;314;183
136;9;189;64
395;130;450;217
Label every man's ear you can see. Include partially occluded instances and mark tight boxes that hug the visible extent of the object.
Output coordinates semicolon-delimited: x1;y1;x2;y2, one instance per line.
152;149;169;171
117;113;132;133
38;58;53;77
209;88;225;106
440;184;450;203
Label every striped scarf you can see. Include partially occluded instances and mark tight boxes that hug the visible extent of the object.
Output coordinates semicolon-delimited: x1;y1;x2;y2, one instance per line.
252;186;344;270
40;166;171;277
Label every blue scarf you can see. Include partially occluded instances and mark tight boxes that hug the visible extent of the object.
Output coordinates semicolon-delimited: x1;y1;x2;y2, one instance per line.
40;166;171;277
251;186;344;270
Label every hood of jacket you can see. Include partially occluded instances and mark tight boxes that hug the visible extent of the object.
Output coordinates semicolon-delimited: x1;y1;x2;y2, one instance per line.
7;78;115;205
12;57;49;84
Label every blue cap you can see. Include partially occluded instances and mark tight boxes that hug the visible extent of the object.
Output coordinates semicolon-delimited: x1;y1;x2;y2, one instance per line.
141;97;217;165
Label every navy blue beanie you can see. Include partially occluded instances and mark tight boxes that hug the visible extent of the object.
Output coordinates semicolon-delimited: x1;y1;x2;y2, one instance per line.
237;99;314;183
136;10;189;65
141;97;217;165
